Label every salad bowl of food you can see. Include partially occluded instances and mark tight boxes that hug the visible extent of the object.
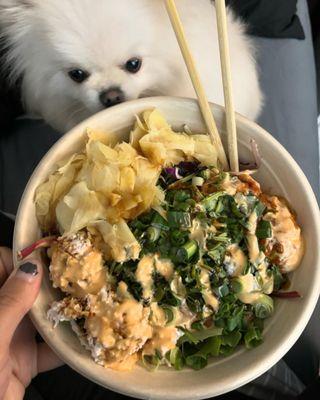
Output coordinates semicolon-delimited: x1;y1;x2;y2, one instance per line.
13;97;320;399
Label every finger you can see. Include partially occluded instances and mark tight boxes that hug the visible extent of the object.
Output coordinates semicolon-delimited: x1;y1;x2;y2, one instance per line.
3;374;25;400
0;247;14;286
0;260;43;350
37;342;64;374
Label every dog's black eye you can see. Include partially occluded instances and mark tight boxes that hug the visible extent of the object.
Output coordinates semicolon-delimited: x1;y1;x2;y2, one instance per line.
68;69;90;83
125;58;142;74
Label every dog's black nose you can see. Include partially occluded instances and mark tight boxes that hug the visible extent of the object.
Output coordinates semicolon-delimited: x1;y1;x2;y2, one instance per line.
99;87;125;108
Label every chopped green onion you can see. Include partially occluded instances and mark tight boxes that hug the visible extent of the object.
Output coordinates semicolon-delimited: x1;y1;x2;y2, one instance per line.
191;321;203;331
174;202;191;212
254;201;266;218
186;198;196;207
226;306;244;332
142;353;161;371
221;331;242;347
256;220;272;239
162;306;175;325
184;335;223;370
177;240;198;261
244;326;263;348
153;286;165;303
253;294;274;319
214;198;225;215
243;262;254;275
200;169;211;180
130;219;148;231
192;176;204;187
217;283;229;297
186;292;204;313
257;270;274;294
271;265;285;291
151;212;169;231
201;192;225;211
185;354;207;370
226;315;241;332
170;229;187;246
167;348;184;370
176;173;194;183
212;232;230;243
147;226;160;242
178;326;223;345
239;203;248;214
161;291;182;307
219;346;235;356
230;198;245;218
228;224;245;243
207;244;226;264
167;211;191;229
199;336;221;357
174;190;190;202
121;164;278;370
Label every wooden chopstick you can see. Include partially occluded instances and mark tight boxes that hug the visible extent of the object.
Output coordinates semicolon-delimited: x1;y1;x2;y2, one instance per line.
215;0;239;172
164;0;229;171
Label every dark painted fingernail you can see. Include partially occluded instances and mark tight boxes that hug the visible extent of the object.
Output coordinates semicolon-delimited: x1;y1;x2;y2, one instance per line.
19;262;38;276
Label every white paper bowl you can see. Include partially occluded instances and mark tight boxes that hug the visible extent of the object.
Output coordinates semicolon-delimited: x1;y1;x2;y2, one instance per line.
13;97;320;399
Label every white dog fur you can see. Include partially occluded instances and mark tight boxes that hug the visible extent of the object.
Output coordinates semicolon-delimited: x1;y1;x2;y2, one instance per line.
0;0;262;133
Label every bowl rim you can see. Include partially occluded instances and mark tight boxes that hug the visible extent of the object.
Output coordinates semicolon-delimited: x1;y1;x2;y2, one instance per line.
13;96;320;399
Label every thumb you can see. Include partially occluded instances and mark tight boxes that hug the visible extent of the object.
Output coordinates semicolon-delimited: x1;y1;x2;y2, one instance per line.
0;260;42;349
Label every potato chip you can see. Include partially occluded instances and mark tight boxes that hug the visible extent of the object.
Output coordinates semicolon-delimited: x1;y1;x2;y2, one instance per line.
133;158;160;187
142;109;170;132
109;193;122;207
192;134;219;166
86;128;111;146
35;108;220;261
151;186;167;219
119;167;136;193
138;140;168;166
78;162;120;195
86;140;118;163
34;175;60;230
119;194;141;212
56;154;85;174
152;185;165;207
35;154;85;231
56;181;107;233
139;111;195;166
92;219;141;263
129;116;147;151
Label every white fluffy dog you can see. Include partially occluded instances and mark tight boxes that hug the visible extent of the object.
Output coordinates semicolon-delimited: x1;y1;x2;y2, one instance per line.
0;0;262;133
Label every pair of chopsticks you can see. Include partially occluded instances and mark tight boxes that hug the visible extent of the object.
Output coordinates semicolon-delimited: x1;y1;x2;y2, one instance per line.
165;0;239;172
